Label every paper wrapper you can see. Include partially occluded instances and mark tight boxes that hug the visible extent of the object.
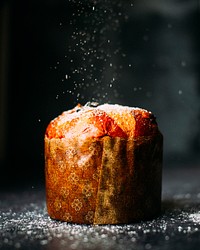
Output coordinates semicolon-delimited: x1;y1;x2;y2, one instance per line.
45;133;163;224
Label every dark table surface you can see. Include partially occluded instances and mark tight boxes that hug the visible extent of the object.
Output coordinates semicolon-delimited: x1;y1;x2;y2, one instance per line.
1;167;200;250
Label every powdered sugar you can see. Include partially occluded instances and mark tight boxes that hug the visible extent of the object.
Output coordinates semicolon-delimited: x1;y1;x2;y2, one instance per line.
1;187;200;250
46;103;153;139
54;103;149;125
98;103;148;113
189;212;200;224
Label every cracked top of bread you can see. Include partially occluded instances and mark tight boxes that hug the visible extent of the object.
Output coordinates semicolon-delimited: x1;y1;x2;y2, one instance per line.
45;102;160;140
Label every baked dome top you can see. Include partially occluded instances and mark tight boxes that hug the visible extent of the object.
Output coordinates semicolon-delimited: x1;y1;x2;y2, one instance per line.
45;103;159;139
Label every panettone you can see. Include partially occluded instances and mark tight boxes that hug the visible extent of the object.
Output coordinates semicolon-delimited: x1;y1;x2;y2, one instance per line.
44;102;163;224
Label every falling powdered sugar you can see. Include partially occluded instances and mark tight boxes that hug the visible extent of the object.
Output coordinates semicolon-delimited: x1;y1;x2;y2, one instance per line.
55;0;132;104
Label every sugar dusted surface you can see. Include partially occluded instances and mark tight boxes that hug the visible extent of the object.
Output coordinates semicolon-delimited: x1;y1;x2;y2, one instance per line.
98;104;140;137
54;103;150;125
1;167;200;250
51;105;93;127
46;103;154;139
98;103;149;113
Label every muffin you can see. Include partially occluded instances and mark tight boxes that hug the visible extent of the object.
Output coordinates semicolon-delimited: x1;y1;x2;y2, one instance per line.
44;102;163;224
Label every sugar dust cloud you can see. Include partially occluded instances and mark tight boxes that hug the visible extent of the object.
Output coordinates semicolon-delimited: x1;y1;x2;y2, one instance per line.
52;0;134;105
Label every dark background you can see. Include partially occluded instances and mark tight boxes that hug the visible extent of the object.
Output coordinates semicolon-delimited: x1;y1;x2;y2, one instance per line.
0;0;199;189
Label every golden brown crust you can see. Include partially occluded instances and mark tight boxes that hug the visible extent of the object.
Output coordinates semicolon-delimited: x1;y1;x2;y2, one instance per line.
45;104;159;139
45;103;163;224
